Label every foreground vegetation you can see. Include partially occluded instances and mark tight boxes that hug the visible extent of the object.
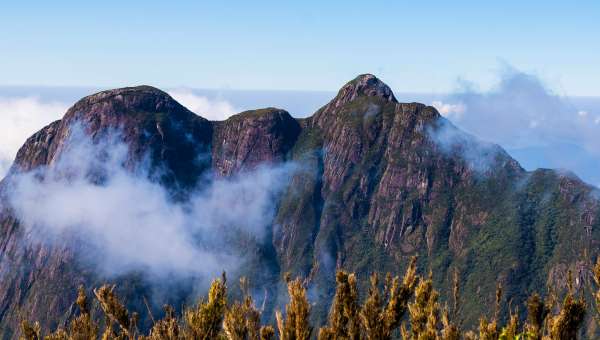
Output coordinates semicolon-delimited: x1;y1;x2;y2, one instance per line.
20;257;600;340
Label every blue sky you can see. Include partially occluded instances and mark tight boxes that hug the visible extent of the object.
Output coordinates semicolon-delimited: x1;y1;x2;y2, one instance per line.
1;1;599;95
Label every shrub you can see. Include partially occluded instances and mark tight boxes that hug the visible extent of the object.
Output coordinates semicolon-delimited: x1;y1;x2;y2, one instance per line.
20;259;595;339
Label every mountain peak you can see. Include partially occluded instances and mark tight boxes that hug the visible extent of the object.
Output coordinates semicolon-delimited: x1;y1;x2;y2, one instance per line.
70;85;171;109
312;74;398;126
62;85;199;126
69;85;179;110
333;74;396;106
2;77;600;338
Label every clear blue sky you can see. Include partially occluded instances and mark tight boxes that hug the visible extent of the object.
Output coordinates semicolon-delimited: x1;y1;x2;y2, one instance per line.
1;1;598;95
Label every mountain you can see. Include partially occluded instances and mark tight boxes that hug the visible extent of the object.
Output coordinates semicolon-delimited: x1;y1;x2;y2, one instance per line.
1;75;599;338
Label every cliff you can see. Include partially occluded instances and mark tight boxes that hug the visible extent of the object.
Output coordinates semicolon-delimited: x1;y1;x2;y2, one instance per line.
0;75;598;338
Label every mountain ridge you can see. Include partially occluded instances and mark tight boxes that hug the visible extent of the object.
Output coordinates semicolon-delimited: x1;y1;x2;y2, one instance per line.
1;74;599;338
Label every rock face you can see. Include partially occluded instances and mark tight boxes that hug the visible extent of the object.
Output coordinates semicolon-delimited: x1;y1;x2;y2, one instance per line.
0;86;215;337
212;108;301;176
1;75;599;338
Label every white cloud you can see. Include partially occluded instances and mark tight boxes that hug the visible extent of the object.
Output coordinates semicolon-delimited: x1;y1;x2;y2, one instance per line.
0;96;67;177
438;68;600;151
428;119;507;174
431;100;466;120
168;89;238;121
7;125;294;279
434;66;600;185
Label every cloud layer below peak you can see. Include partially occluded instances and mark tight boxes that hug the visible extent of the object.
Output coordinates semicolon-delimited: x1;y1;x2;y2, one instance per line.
168;89;238;121
7;125;294;280
0;96;67;177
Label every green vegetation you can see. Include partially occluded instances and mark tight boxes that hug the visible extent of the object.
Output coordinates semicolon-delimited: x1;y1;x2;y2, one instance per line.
225;108;285;121
19;257;600;340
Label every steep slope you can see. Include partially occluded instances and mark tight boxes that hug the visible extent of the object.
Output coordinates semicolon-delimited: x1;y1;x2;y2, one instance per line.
212;107;301;176
273;74;600;325
1;75;599;338
0;86;214;336
0;87;295;337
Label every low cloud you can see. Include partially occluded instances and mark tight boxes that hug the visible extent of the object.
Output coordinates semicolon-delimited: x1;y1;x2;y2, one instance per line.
431;100;466;120
428;119;513;174
7;124;294;279
0;96;67;177
430;66;600;185
168;89;238;121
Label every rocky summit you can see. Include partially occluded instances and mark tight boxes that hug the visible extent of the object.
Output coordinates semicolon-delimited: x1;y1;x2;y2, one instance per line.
1;75;599;338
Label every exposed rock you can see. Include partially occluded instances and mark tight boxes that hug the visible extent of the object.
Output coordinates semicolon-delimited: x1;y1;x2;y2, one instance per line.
1;75;599;337
212;108;300;176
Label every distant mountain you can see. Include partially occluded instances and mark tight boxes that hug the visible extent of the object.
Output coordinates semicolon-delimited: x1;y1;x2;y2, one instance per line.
1;75;599;338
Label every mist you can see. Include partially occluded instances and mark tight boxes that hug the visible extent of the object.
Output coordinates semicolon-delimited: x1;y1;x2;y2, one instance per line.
428;118;512;174
432;66;600;186
168;89;239;121
6;123;295;281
